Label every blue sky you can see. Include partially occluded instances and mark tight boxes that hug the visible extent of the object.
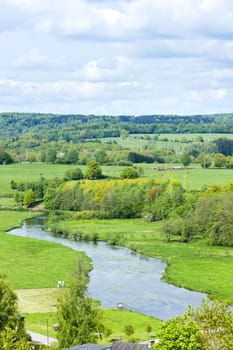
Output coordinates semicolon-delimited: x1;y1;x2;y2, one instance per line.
0;0;233;115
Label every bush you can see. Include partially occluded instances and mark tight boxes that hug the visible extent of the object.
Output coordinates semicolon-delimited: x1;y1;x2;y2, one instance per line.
120;167;139;179
124;324;135;337
64;168;83;181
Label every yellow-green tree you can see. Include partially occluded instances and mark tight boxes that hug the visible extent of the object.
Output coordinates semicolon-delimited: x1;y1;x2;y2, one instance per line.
23;189;35;207
156;299;233;350
85;160;102;179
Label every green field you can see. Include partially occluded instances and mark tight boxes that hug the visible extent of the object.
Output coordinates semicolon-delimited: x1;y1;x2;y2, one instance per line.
0;162;232;202
0;163;87;195
101;133;233;152
0;211;91;289
25;308;162;343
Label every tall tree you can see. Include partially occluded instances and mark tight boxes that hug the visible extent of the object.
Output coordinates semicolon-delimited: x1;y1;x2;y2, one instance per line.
0;276;30;349
85;160;102;179
56;259;104;349
23;189;36;207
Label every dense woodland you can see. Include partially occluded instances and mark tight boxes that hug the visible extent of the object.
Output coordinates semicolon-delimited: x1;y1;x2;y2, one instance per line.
11;172;233;247
1;113;233;167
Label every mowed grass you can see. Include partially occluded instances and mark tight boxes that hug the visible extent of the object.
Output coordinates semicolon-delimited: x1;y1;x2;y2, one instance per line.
25;309;162;343
16;288;60;313
52;218;233;304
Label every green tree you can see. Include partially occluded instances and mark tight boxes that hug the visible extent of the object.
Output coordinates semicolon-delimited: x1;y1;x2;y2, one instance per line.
0;276;30;349
46;147;57;163
124;324;135;337
195;193;233;246
15;192;24;206
190;299;233;350
180;152;192;166
213;153;227;168
65;148;79;164
85;160;102;179
23;189;36;207
0;149;13;164
198;153;212;168
64;168;84;181
56;259;104;349
0;327;31;350
157;314;204;349
120;166;139;179
226;156;233;169
215;137;233;156
95;149;108;165
156;299;233;350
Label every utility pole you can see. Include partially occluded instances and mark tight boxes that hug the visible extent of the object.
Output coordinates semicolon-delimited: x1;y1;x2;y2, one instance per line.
46;317;49;345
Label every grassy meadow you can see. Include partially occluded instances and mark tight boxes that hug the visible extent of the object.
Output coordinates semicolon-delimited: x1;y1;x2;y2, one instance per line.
51;218;233;304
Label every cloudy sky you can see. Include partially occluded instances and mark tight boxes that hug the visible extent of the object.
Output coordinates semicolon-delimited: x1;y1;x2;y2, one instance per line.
0;0;233;115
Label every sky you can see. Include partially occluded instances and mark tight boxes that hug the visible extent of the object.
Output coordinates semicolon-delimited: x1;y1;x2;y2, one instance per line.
0;0;233;115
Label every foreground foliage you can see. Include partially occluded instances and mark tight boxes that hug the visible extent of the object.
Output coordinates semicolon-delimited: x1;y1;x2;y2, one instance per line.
156;299;233;350
0;276;31;349
56;259;104;349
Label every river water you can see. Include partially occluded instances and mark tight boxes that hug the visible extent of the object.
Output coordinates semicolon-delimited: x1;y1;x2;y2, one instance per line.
8;218;206;320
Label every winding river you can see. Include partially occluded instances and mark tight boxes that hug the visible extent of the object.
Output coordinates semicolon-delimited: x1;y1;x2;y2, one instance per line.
8;217;206;321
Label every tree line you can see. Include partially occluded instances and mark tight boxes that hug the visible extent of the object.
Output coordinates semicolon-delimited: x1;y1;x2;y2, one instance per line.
11;172;233;247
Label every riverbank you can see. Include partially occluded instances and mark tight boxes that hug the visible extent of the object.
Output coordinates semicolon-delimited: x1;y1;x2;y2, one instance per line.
0;210;163;342
47;217;233;304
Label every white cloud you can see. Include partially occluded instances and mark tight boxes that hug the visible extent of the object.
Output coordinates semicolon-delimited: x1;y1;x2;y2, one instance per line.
73;56;131;82
14;48;61;69
1;0;233;114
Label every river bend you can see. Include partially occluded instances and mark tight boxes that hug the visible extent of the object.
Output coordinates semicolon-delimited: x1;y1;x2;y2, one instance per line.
8;219;205;320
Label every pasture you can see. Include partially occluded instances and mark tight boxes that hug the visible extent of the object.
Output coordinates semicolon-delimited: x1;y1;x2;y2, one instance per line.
100;133;233;152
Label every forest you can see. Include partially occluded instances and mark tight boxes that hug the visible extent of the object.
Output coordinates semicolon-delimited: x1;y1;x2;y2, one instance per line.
1;113;233;168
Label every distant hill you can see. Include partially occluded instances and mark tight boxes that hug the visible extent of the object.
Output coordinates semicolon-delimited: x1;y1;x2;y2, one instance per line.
0;112;233;139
